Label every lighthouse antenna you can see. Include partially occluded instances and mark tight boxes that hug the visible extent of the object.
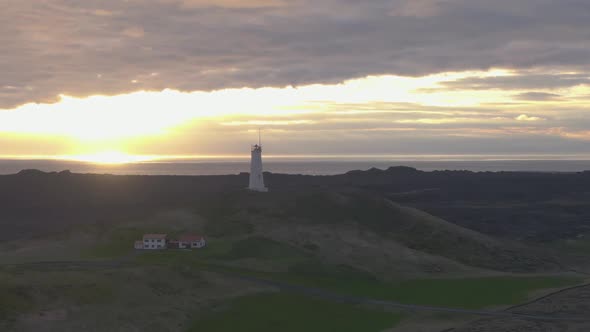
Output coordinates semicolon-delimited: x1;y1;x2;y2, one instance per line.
258;128;261;147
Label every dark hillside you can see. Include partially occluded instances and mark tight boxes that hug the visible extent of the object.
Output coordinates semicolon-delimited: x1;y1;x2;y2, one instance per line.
268;167;590;241
2;167;590;246
194;189;560;272
0;170;245;240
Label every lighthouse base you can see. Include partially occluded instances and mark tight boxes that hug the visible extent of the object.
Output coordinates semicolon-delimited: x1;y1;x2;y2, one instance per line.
248;186;268;192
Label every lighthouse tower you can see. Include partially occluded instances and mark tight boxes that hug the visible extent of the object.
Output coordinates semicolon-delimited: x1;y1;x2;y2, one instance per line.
248;130;268;192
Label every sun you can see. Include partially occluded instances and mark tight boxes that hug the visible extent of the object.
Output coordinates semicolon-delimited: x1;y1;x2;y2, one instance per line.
61;151;156;164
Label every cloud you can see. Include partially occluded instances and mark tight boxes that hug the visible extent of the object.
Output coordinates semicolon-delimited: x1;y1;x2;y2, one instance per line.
2;86;590;157
435;73;590;91
122;26;145;38
516;114;543;122
170;0;287;8
513;92;562;101
388;0;450;17
3;0;590;108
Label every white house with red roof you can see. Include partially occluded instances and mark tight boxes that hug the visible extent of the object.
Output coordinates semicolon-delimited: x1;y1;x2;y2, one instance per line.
142;234;168;250
178;234;206;249
135;233;206;250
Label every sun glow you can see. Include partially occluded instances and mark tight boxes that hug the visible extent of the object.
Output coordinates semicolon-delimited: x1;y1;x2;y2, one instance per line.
0;70;516;141
61;151;157;164
1;68;587;157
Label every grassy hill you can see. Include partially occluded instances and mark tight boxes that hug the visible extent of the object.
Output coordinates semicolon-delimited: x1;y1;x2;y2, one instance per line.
196;189;561;274
0;171;585;331
187;293;404;332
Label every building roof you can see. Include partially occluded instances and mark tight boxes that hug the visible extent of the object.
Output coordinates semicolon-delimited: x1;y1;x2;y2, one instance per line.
143;234;167;240
179;234;204;242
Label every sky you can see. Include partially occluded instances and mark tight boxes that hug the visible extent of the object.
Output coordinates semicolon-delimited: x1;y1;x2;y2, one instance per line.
2;0;590;161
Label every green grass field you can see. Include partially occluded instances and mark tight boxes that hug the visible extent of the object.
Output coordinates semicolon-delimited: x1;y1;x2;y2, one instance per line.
278;271;581;309
313;276;579;309
221;236;310;260
81;227;145;258
132;233;583;314
0;269;115;320
0;285;35;320
188;293;404;332
137;248;582;310
2;240;582;332
553;233;590;255
201;259;582;309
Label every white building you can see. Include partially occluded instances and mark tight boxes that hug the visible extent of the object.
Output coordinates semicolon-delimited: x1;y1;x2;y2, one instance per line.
178;234;206;249
142;234;167;250
248;131;268;192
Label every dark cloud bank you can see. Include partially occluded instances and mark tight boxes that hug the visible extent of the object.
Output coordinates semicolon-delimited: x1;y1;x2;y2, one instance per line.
2;0;590;108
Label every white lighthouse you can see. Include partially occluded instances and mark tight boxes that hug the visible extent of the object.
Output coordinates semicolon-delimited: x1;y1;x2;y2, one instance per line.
248;130;268;192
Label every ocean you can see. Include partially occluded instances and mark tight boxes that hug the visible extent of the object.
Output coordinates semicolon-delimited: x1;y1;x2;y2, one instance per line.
0;158;589;176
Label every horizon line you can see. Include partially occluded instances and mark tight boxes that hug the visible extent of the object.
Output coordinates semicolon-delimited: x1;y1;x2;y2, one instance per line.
0;153;590;163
